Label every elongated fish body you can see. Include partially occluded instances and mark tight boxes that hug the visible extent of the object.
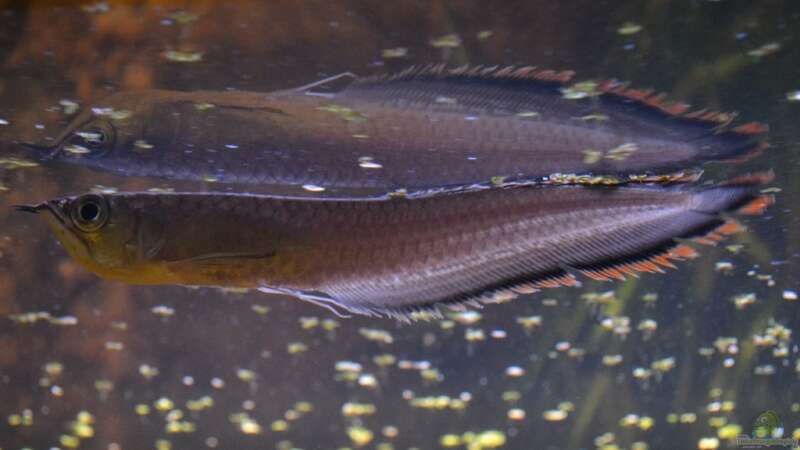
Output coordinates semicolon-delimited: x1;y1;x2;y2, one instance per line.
18;181;769;317
32;66;766;193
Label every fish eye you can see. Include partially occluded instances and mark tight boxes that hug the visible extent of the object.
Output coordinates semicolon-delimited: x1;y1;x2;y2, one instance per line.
70;194;109;232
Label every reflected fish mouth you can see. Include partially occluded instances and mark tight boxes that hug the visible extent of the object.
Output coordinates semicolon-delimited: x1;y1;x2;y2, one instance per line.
20;142;62;159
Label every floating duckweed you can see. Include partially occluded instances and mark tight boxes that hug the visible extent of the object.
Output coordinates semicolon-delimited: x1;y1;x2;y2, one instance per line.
651;357;676;373
580;113;609;121
410;395;464;410
632;367;652;380
251;304;270;315
477;30;493;40
45;361;64;377
316;104;368;122
194;102;216;111
708;416;727;428
335;361;363;373
77;411;94;425
516;315;542;331
168;10;198;24
475;430;506;448
398;360;431;370
94;379;114;394
60;99;80;114
450;310;481;325
680;413;698;424
601;316;631;337
105;341;124;351
348;426;374;447
139;364;160;379
715;261;734;272
302;184;326;193
60;435;80;448
515;111;540;119
583;149;603;164
64;144;91;155
381;47;408;58
294;401;313;413
287;342;308;354
465;328;486;341
440;434;462;447
299;316;319;329
561;81;600;99
322;318;340;331
151;305;175;317
491;329;508;339
594;432;616;446
631;443;649;450
429;33;462;48
502;390;522;403
508;408;526;421
71;422;94;438
584;291;617;305
271;419;289;432
382;425;399;438
155;439;172;450
155;397;175;411
713;337;739;354
618;22;643;35
135;404;151;415
421;368;444;382
166;409;183;421
358;373;379;388
543;409;568;421
606;143;638;161
163;50;204;62
747;42;781;58
732;293;757;309
240;418;262;435
166;421;196;434
638;319;658;333
373;353;397;367
236;368;256;382
697;437;720;449
505;366;525;377
359;328;394;344
0;157;39;170
342;402;376;417
717;424;742;440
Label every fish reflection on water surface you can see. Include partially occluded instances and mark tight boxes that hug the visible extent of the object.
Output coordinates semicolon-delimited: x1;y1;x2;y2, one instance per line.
26;66;768;193
17;181;771;319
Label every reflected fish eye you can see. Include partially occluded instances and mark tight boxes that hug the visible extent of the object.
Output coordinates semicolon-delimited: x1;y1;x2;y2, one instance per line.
70;194;109;232
76;128;106;147
63;121;115;156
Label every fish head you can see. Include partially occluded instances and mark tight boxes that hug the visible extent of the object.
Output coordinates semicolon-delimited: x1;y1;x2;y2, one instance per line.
15;193;165;282
24;90;181;165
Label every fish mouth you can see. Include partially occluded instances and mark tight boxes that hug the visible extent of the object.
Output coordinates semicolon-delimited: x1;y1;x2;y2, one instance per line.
14;200;67;225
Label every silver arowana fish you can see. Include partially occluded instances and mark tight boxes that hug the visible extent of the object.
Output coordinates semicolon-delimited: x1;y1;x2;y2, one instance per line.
27;66;768;193
17;179;771;318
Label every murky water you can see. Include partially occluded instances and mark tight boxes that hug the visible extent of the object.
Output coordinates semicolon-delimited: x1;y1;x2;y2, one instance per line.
1;2;799;449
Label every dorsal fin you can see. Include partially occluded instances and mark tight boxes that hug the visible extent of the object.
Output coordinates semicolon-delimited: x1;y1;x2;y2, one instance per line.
353;64;576;86
349;65;768;140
